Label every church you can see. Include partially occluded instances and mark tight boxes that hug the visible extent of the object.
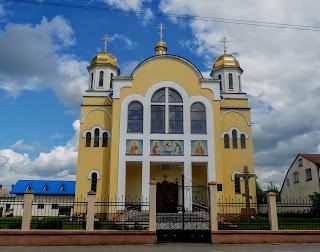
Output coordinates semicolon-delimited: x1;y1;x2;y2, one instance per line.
75;25;256;210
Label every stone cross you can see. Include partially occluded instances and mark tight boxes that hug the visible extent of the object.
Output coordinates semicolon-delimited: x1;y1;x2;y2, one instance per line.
156;23;167;41
219;37;229;54
236;166;256;209
163;174;168;181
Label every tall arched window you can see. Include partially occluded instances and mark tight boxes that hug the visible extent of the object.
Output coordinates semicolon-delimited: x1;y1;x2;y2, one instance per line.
191;102;206;133
218;75;222;91
128;102;143;133
102;132;108;147
232;129;238;149
240;134;246;149
90;73;94;89
235;176;241;194
94;128;99;147
228;73;234;89
99;71;104;87
224;134;230;149
238;75;241;91
85;132;91;147
151;88;183;133
110;73;113;89
91;172;97;192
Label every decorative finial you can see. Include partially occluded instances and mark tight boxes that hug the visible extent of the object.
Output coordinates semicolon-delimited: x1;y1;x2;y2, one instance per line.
219;37;229;54
101;34;109;52
156;23;167;41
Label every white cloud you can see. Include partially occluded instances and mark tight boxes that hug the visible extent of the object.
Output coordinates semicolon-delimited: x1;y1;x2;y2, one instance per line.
111;34;137;50
99;0;151;11
159;0;320;187
11;140;47;153
120;60;140;76
50;133;64;140
0;120;80;187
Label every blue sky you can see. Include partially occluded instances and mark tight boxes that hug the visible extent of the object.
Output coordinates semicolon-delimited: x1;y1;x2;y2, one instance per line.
1;0;320;189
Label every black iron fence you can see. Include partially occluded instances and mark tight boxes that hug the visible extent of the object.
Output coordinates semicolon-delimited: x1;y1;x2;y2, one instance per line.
0;196;24;229
94;196;149;230
217;196;270;230
277;197;320;230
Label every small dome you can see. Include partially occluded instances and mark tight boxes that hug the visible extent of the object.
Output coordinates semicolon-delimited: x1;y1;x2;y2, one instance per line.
211;53;243;73
156;40;167;48
155;40;167;55
87;51;120;72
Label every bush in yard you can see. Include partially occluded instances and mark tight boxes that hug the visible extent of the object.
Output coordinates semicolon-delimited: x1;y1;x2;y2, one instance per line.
308;192;320;217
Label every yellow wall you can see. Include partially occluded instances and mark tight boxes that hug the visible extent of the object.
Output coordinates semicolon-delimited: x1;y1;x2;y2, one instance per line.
126;165;142;199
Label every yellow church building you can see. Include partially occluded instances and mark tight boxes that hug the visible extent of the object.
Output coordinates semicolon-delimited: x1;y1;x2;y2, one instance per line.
75;29;256;211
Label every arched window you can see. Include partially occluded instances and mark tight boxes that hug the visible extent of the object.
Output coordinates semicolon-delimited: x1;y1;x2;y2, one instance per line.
128;102;143;133
91;172;97;192
99;71;104;87
238;75;241;91
224;134;230;149
110;73;113;89
94;128;99;147
232;129;238;149
218;75;222;91
191;102;206;134
85;132;91;147
228;73;233;89
168;88;183;103
90;73;94;89
151;88;165;102
240;134;246;149
235;176;241;194
102;132;108;147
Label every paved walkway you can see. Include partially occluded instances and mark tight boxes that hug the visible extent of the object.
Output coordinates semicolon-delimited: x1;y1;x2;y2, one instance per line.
1;243;320;252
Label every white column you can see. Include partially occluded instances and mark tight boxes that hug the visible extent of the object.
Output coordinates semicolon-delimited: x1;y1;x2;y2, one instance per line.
141;160;150;210
184;162;192;211
117;159;126;210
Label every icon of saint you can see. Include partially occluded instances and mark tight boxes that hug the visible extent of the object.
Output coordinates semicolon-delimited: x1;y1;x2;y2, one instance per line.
162;141;171;155
152;141;160;155
173;141;182;155
129;141;139;154
194;141;205;155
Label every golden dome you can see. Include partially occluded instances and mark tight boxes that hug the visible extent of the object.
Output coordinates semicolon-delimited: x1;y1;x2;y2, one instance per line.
155;40;167;54
87;51;120;72
211;53;243;73
156;40;167;48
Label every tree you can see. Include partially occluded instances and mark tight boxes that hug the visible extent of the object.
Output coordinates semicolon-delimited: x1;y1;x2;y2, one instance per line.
266;181;280;194
256;179;262;196
308;192;320;217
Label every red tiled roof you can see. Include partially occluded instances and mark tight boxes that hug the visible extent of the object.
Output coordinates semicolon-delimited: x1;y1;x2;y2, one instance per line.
300;154;320;165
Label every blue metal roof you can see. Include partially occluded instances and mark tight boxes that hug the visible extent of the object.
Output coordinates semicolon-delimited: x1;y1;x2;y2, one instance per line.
10;180;76;195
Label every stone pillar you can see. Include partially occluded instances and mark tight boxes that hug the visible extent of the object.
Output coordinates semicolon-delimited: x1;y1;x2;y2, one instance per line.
208;181;218;231
149;181;157;231
267;192;278;231
86;191;96;231
21;190;35;231
184;162;192;211
141;160;150;210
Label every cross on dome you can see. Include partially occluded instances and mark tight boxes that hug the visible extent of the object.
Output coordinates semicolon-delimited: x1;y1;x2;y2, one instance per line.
156;23;167;41
101;34;109;52
219;37;229;54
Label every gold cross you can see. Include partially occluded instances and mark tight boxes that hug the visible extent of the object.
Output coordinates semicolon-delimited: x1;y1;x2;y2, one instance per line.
156;23;167;41
101;34;109;52
219;37;229;54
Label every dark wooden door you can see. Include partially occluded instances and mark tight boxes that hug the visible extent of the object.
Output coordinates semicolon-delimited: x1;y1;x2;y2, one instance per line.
156;181;178;213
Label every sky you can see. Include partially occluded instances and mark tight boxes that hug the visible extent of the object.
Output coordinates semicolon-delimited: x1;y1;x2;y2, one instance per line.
0;0;320;190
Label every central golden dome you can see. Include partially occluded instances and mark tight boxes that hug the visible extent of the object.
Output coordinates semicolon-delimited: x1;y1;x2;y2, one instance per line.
211;53;243;73
87;51;120;72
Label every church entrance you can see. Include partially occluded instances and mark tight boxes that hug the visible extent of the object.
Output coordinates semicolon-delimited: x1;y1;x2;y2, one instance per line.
156;180;178;213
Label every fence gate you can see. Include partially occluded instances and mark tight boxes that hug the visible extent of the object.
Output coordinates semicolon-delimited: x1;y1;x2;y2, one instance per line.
156;174;210;243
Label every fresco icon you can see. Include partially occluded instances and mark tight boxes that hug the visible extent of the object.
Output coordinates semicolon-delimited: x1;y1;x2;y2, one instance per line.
150;140;184;156
126;140;143;155
191;140;208;156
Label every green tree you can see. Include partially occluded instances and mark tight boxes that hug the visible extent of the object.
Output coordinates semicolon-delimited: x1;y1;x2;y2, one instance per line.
308;192;320;217
256;179;262;196
266;182;280;194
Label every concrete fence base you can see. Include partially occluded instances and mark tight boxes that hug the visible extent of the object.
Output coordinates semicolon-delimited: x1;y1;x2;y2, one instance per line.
0;230;156;246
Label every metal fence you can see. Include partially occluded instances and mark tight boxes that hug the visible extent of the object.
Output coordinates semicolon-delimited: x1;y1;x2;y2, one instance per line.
217;196;270;230
277;197;320;230
94;196;149;230
30;195;87;230
0;197;24;229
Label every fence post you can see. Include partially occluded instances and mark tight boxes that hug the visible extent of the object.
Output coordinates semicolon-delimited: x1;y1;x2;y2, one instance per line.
267;192;278;231
21;190;35;231
86;191;96;231
208;181;218;231
149;180;157;231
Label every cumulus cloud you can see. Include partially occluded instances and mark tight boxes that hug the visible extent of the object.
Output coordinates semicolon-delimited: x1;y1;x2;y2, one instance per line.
11;140;47;153
50;133;64;140
159;0;320;188
98;0;151;11
0;16;88;107
0;120;80;187
111;34;138;50
120;60;140;76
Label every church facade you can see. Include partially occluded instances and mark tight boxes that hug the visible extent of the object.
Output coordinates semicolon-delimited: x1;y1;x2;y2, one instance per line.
75;32;256;208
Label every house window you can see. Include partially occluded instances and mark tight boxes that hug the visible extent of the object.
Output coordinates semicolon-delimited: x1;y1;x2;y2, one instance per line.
240;134;246;149
305;168;312;181
5;204;10;212
287;179;289;186
94;128;99;147
224;134;230;148
151;105;165;133
151;88;165;102
191;102;206;134
90;73;94;89
293;172;299;183
235;176;241;194
110;73;113;89
128;101;143;133
232;130;238;149
217;184;223;191
298;159;303;167
99;71;104;87
37;204;44;209
52;204;58;209
102;132;108;147
85;132;91;147
218;75;222;91
91;172;97;192
169;105;183;133
238;75;241;91
228;73;234;89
